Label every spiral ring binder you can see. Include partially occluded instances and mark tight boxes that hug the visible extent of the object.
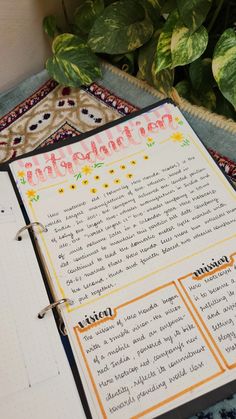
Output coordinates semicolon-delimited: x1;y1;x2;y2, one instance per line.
15;222;47;240
38;298;74;319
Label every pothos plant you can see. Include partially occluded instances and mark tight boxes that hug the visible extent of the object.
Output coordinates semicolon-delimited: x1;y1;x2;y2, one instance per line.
43;0;236;120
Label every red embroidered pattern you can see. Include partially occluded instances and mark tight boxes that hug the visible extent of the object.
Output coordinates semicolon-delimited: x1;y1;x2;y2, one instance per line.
0;79;58;130
83;83;138;115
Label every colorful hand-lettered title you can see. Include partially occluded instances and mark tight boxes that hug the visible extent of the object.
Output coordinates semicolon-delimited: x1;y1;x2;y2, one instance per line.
16;111;185;188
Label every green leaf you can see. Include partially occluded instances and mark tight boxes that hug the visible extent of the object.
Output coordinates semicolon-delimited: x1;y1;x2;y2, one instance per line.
199;90;216;111
189;58;214;91
138;31;160;83
104;0;116;5
161;0;177;14
152;66;174;95
171;23;208;67
191;89;216;111
88;0;153;54
46;34;102;87
189;58;216;111
177;0;212;31
138;0;164;28
138;0;163;15
43;15;59;38
215;91;236;121
110;52;136;74
175;80;192;101
212;28;236;109
74;0;104;34
94;162;104;167
138;30;174;94
69;24;89;41
175;79;216;111
154;9;179;72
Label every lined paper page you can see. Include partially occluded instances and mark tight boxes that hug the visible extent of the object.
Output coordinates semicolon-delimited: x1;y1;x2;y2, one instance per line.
9;102;236;419
0;172;86;419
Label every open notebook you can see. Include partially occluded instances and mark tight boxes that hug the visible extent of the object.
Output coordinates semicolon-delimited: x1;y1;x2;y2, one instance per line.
1;100;236;419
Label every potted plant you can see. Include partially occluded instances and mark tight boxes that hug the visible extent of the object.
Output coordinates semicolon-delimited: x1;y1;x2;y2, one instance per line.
43;0;236;120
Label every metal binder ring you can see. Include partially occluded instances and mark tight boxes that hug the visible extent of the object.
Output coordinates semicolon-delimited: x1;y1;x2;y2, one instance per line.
38;298;74;319
15;222;47;241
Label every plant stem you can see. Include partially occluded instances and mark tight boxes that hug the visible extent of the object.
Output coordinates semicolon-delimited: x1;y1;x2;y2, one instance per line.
62;0;70;27
207;0;225;33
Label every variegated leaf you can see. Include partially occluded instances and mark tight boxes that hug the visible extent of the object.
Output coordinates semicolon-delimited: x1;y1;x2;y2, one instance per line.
139;0;165;13
46;34;101;87
177;0;212;31
161;0;177;14
152;65;174;95
189;58;215;110
138;30;174;94
43;15;59;38
154;9;179;72
175;80;192;101
189;58;214;91
191;89;216;111
138;31;160;83
215;92;236;121
88;0;153;54
74;0;104;34
176;79;216;111
200;90;216;111
138;0;164;27
171;23;208;67
212;28;236;109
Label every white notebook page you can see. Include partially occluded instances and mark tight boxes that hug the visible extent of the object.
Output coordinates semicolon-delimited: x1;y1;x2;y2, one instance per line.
0;172;86;419
9;102;236;418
